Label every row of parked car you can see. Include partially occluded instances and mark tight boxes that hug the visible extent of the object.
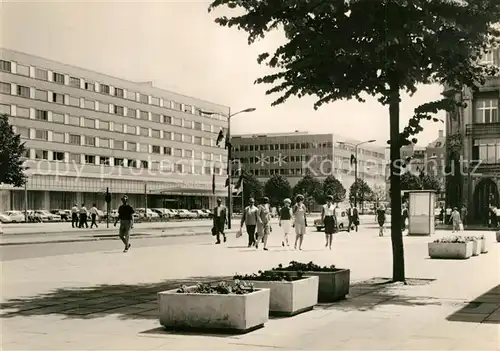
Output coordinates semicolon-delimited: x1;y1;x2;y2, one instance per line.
0;208;214;223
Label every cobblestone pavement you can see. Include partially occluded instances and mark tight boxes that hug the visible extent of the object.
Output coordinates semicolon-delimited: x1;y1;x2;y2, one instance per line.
1;228;499;350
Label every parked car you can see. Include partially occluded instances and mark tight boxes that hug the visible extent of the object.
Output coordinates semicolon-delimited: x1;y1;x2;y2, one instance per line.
3;210;26;223
314;208;352;232
50;209;70;221
163;209;177;218
152;208;168;218
190;209;208;218
33;210;58;222
176;209;196;219
0;212;13;223
136;208;159;219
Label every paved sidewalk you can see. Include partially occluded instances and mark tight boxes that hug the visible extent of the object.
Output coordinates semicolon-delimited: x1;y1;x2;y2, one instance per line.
1;229;499;350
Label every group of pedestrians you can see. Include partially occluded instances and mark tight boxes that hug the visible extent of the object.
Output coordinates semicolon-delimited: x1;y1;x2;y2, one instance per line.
70;203;99;229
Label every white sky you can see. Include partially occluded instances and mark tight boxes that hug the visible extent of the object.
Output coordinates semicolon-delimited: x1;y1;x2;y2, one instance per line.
0;0;445;147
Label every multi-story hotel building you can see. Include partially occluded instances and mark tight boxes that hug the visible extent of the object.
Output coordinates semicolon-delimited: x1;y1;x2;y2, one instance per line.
231;132;387;197
0;49;229;212
444;46;500;224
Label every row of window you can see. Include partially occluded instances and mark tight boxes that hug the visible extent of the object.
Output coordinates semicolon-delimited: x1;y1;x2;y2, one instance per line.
0;82;223;135
244;167;380;178
472;139;500;164
15;126;227;161
0;59;227;121
23;149;223;175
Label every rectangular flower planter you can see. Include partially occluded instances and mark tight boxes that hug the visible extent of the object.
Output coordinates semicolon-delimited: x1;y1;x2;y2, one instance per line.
480;238;488;254
241;276;319;316
428;241;473;259
471;239;480;256
158;286;270;333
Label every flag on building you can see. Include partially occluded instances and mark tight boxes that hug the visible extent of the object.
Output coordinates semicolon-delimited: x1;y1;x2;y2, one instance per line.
216;129;224;146
233;168;243;195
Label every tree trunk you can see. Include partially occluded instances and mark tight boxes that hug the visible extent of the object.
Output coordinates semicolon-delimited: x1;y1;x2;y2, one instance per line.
389;83;405;282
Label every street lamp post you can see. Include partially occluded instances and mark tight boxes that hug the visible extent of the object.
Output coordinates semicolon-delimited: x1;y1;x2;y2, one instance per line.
353;139;376;208
22;166;30;222
201;107;256;229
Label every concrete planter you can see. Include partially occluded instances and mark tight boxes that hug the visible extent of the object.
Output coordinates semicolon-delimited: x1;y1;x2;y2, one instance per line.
471;240;480;256
428;241;473;259
158;286;270;333
242;276;318;316
302;269;350;302
480;238;488;254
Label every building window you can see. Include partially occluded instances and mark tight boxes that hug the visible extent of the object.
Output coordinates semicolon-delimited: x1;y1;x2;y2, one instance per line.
114;140;125;150
52;92;64;104
172;101;181;111
16;64;29;76
481;50;495;65
174;133;182;142
151;96;160;106
0;104;11;115
173;117;182;126
69;77;81;88
17;85;30;98
100;84;110;94
69;153;80;164
51;112;64;123
53;152;65;161
114;105;124;116
139;144;148;153
151;129;161;138
114;123;124;133
163;146;172;155
174;148;182;157
100;138;110;148
99;102;109;113
83;117;95;128
194;136;202;145
35;109;48;121
35;150;49;160
127;108;137;118
183;104;193;114
69;96;80;107
163;131;171;139
475;99;499;123
34;130;48;140
152;145;161;154
474;139;500;164
140;160;148;168
126;125;136;134
68;115;80;126
126;91;136;100
164;115;172;124
0;82;10;94
203;124;211;132
0;60;12;72
151;113;161;123
185;149;193;158
53;72;65;84
16;106;30;118
194;122;202;130
99;156;110;165
114;158;124;166
139;110;148;120
175;164;183;173
16;126;30;138
84;135;95;146
127;142;136;152
139;94;148;104
128;160;137;168
139;127;149;137
35;68;48;80
84;99;95;110
35;89;48;101
114;88;124;98
52;132;64;143
69;134;81;145
99;120;110;130
85;155;96;164
84;82;95;91
203;138;211;146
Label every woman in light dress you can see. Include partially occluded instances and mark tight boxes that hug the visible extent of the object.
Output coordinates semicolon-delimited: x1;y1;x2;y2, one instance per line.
376;204;386;236
256;197;272;251
279;198;293;247
321;195;337;250
293;194;308;250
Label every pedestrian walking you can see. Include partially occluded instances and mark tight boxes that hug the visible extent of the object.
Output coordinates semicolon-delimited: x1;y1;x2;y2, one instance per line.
293;194;308;250
213;198;227;244
376;204;386;236
402;203;409;232
240;197;259;247
89;203;99;228
445;206;452;224
114;195;134;252
256;197;271;250
79;203;88;228
322;195;337;250
460;205;468;227
279;198;293;247
71;203;79;228
347;202;359;233
450;207;462;232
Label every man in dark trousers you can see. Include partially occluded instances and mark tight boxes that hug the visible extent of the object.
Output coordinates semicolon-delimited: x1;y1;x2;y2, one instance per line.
347;203;359;232
114;195;134;253
213;198;227;244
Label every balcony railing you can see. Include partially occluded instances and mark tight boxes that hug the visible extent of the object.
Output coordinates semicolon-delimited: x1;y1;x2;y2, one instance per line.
465;122;500;137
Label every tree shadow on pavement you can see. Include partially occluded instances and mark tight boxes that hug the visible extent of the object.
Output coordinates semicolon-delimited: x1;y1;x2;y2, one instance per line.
0;275;231;321
446;284;500;324
316;277;442;312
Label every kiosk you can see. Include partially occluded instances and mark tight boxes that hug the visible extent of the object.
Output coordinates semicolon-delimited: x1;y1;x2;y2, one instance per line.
405;190;436;236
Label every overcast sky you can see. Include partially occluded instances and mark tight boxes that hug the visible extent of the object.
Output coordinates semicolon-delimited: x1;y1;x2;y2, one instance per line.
1;0;445;147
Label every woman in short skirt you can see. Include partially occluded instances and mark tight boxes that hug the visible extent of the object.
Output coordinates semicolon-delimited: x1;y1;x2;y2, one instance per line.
293;194;308;250
322;195;337;250
279;198;293;247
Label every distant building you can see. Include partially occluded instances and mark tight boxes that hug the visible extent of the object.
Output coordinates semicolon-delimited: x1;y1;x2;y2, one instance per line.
425;130;446;199
231;132;387;201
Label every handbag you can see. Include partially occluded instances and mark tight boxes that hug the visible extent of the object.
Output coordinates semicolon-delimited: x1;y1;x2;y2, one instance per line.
236;227;243;238
211;226;217;236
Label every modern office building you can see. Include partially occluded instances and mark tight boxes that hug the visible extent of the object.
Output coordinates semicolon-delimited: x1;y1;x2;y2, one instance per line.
231;132;387;197
444;46;500;223
0;49;229;212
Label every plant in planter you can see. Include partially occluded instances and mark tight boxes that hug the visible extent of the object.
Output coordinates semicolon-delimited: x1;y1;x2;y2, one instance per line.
234;270;318;316
272;261;350;302
463;236;481;256
159;280;270;332
428;236;473;259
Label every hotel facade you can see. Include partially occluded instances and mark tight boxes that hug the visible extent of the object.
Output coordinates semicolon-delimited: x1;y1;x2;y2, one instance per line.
231;132;387;198
0;49;229;212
